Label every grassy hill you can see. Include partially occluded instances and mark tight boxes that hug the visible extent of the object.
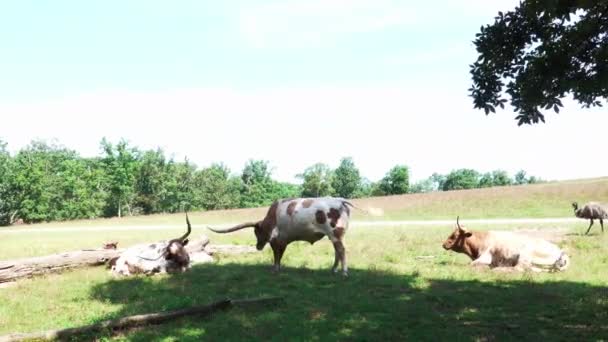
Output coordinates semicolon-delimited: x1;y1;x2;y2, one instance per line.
354;176;608;220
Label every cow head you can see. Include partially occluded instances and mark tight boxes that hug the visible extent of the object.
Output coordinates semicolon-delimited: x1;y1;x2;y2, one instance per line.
442;216;472;251
253;222;271;250
164;213;192;267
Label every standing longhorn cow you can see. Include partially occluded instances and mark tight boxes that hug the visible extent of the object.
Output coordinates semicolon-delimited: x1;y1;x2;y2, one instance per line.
207;197;356;276
111;213;192;276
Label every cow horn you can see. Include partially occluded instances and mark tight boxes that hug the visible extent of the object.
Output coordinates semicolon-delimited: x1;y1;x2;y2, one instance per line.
177;212;192;242
207;222;258;233
456;216;462;230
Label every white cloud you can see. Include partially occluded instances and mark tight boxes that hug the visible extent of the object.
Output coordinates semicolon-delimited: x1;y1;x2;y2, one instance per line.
237;0;522;49
239;0;419;49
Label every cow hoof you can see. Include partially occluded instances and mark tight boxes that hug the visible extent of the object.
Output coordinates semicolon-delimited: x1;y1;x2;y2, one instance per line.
332;268;348;277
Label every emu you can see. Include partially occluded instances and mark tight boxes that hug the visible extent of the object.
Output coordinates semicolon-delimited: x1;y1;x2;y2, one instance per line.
572;202;608;235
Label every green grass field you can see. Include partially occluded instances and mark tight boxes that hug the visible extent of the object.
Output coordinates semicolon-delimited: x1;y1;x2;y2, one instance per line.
1;178;607;341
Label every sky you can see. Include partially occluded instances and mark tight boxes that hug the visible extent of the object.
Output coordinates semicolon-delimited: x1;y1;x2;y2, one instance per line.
0;0;606;184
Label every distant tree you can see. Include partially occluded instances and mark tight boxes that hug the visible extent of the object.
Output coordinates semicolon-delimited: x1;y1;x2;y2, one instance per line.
478;172;494;188
491;170;512;186
409;178;435;193
161;159;196;213
56;157;108;220
514;170;528;185
241;159;272;186
10;141;107;223
100;138;140;217
194;163;241;210
353;177;374;198
478;170;512;188
470;1;607;125
370;182;386;197
442;169;480;191
135;149;169;214
378;165;410;195
10;141;62;222
239;160;278;207
270;181;301;200
0;140;14;225
430;173;446;191
331;157;361;198
298;163;334;197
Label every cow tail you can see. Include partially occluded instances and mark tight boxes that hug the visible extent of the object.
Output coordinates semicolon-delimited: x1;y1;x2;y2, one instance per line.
342;200;369;215
342;200;385;217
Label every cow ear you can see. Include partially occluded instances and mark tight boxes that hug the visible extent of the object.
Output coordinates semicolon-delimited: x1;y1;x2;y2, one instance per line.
464;231;473;238
182;239;189;246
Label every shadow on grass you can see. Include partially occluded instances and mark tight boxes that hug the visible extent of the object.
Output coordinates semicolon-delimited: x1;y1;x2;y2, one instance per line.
85;263;608;341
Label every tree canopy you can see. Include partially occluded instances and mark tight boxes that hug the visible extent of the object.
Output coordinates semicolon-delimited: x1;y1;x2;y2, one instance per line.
377;165;410;195
298;163;334;198
442;169;480;191
0;140;14;225
470;1;607;125
331;157;362;198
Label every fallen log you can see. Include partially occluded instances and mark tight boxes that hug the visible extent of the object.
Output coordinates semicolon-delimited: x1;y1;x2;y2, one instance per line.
0;296;283;342
0;236;211;284
0;248;123;284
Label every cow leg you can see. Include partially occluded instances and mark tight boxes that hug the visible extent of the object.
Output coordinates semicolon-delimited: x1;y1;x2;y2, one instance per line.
600;218;604;233
332;248;340;271
471;251;492;267
514;255;536;272
271;241;286;272
585;219;594;235
332;240;347;276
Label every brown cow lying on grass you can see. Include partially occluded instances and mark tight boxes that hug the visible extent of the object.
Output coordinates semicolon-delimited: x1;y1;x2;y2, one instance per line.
442;217;570;272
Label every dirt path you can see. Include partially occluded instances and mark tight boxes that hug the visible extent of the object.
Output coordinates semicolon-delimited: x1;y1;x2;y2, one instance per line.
0;217;580;234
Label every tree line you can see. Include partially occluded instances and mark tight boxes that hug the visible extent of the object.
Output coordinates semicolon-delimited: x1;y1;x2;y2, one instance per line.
0;139;542;225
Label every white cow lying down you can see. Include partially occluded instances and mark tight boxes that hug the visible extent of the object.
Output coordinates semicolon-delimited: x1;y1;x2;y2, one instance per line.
110;215;192;276
442;217;569;272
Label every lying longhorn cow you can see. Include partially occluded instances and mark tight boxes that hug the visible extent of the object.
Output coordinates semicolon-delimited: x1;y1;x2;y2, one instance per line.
442;217;569;272
208;197;355;275
111;214;192;276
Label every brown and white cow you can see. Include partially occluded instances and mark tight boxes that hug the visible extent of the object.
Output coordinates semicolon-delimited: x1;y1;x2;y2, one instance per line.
442;217;569;272
111;214;192;276
207;197;355;275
